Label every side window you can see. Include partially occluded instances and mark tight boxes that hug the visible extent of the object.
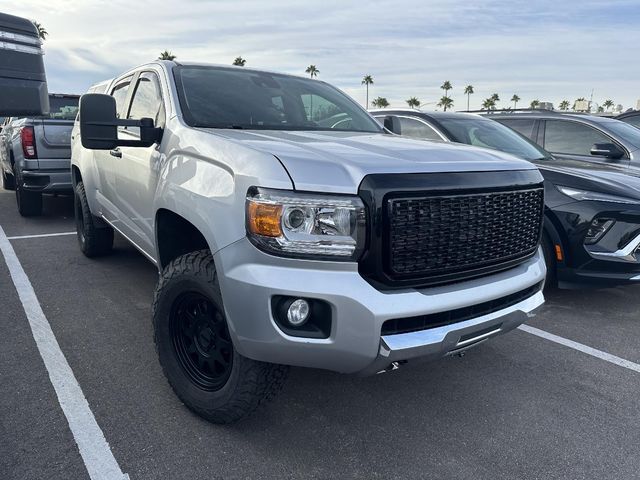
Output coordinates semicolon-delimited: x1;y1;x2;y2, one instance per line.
110;78;132;119
128;72;165;128
544;120;611;156
397;117;441;141
622;115;640;129
497;119;536;139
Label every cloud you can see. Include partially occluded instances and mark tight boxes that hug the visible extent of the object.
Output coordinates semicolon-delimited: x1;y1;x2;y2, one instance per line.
4;0;639;109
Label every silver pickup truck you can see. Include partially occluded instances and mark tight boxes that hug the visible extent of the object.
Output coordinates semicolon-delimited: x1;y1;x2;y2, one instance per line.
72;61;546;424
0;93;79;215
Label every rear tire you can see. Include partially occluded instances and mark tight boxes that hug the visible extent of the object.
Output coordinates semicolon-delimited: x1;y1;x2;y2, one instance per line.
15;168;42;216
153;250;289;424
2;169;15;190
541;232;557;290
74;181;114;257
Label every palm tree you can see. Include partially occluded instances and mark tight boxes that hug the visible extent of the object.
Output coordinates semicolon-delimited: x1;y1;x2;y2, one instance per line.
559;100;570;111
437;96;454;111
440;80;452;99
158;50;176;60
406;97;421;109
305;65;319;78
481;98;496;110
490;93;500;106
603;99;614;111
464;85;474;111
33;21;47;41
511;94;520;109
233;56;246;66
530;99;540;109
371;97;389;108
361;75;374;108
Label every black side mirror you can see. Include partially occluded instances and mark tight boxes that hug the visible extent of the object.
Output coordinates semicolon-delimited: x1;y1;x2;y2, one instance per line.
384;115;402;135
0;13;49;116
590;142;624;159
79;93;161;149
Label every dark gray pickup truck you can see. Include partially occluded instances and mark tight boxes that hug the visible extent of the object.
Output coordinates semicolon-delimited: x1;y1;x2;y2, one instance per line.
0;93;79;215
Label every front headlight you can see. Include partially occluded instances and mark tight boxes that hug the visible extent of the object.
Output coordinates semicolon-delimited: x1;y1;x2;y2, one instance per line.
246;187;366;260
557;186;639;204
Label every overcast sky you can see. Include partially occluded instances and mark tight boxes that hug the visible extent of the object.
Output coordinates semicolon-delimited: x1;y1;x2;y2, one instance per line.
5;0;639;110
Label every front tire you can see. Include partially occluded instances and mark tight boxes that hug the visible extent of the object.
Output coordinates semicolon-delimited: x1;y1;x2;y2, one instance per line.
541;232;557;289
153;250;288;424
74;181;114;257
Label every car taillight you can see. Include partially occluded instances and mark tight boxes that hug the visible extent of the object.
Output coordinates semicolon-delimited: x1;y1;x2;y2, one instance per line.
21;126;37;159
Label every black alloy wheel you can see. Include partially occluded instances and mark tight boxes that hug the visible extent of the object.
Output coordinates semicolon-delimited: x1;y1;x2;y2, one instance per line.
170;291;233;391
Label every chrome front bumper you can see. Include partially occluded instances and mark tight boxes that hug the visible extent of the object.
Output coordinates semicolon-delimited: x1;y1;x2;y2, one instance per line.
215;239;546;375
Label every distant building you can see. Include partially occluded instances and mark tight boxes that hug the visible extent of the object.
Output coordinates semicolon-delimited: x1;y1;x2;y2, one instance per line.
574;100;590;112
636;99;640;110
538;101;554;110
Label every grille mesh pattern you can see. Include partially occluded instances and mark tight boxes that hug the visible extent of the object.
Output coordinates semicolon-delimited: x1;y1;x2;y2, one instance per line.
387;188;544;278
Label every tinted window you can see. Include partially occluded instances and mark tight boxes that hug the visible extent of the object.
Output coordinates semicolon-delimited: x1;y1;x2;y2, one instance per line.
173;66;381;132
497;118;536;139
438;117;549;161
128;72;165;127
621;115;640;129
601;119;640;149
544;120;611;156
46;96;79;120
396;117;442;141
111;78;132;119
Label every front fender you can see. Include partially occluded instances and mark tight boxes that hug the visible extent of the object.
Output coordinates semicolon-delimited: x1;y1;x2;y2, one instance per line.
153;147;292;260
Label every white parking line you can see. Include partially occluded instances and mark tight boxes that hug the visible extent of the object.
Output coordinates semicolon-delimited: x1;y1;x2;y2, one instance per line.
519;324;640;374
0;226;129;480
7;231;76;240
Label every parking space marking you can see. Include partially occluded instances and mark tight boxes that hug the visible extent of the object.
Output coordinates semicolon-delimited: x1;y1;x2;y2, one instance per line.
0;226;129;480
7;231;76;240
519;324;640;374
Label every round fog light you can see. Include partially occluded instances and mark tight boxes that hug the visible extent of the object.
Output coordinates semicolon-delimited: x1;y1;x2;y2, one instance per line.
287;299;310;326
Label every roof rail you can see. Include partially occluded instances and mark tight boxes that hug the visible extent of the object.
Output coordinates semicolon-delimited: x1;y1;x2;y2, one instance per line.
465;108;562;115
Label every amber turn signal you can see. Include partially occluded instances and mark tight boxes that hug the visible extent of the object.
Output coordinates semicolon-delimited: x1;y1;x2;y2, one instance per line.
247;201;283;237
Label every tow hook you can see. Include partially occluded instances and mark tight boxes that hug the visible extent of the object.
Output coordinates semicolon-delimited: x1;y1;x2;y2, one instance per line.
376;360;407;374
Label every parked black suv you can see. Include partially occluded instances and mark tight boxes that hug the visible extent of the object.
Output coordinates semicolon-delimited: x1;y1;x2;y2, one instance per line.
370;109;640;288
482;110;640;169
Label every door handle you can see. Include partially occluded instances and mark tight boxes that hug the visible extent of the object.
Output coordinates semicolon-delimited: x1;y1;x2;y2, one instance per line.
110;148;122;158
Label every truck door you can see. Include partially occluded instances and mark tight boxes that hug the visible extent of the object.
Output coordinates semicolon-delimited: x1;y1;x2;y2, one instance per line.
94;76;133;224
113;71;166;257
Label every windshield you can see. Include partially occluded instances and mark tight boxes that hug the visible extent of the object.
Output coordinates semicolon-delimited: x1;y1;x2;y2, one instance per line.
173;66;382;132
46;96;79;120
438;116;550;161
601;119;640;149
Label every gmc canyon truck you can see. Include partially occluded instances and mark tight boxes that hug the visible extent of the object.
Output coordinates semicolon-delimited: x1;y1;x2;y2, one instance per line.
72;61;546;424
0;93;79;215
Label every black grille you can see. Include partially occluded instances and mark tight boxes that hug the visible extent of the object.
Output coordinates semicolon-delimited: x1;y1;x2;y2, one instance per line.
381;282;542;336
387;187;544;280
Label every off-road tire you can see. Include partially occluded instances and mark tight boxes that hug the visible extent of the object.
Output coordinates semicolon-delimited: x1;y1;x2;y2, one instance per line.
152;250;289;424
74;181;114;257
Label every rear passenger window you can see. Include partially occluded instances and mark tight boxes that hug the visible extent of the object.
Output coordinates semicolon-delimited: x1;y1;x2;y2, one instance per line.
544;120;611;156
111;78;132;119
498;119;536;139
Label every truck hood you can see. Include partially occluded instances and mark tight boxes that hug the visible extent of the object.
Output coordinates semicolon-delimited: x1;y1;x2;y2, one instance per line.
535;158;640;200
203;129;537;193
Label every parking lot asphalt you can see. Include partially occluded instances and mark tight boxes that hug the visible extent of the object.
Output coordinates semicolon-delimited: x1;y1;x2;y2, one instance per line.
1;188;640;480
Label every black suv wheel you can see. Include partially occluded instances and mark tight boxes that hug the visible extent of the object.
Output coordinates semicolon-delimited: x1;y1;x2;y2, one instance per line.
152;250;288;424
74;181;114;257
